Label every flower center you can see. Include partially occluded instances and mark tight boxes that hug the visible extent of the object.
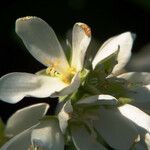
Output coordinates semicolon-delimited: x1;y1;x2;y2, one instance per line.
46;66;76;84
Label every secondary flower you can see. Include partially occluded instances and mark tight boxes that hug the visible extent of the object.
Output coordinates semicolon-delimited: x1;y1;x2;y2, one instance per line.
0;103;64;150
58;95;150;150
0;16;91;103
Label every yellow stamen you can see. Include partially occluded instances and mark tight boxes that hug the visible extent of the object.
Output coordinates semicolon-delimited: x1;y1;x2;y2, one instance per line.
46;66;76;84
67;67;76;75
44;58;61;68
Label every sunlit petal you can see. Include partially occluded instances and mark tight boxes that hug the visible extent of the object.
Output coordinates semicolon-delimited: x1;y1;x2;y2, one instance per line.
5;103;49;137
71;22;91;71
31;119;64;150
77;94;118;105
0;126;35;150
92;32;135;74
16;16;69;74
58;101;73;133
0;72;67;103
119;104;150;132
94;107;138;150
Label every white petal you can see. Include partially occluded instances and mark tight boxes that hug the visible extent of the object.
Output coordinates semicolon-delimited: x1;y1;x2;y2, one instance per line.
77;95;98;104
71;22;91;71
70;123;107;150
5;103;49;137
77;94;118;105
129;85;150;114
145;133;150;150
97;94;118;105
0;126;35;150
127;44;150;72
58;101;73;133
129;85;150;103
94;107;138;150
118;72;150;86
119;104;150;132
0;72;67;103
51;73;80;97
16;16;69;74
31;119;64;150
132;133;150;150
92;32;135;74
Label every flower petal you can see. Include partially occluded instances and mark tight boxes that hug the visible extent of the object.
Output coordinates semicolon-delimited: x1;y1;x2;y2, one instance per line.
0;72;67;103
133;140;149;150
145;133;150;150
70;122;107;150
51;73;80;97
118;72;150;113
0;126;34;150
16;16;69;74
129;85;150;114
94;107;138;150
71;22;91;71
119;104;150;133
77;94;118;105
5;103;49;137
31;119;64;150
92;32;135;74
118;72;150;87
129;85;150;103
58;101;73;133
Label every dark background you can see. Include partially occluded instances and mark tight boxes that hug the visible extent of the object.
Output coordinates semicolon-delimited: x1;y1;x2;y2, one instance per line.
0;0;150;122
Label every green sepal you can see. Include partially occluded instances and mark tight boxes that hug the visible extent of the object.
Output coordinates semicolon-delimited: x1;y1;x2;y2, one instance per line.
104;77;128;98
59;95;71;102
118;97;133;105
80;69;90;84
0;118;9;147
94;48;119;77
65;142;76;150
83;49;119;96
71;103;100;122
0;118;4;135
40;115;58;121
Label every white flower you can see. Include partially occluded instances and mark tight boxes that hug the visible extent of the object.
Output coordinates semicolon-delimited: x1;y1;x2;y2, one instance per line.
0;103;64;150
0;16;91;103
58;95;150;150
117;72;150;114
0;17;138;105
